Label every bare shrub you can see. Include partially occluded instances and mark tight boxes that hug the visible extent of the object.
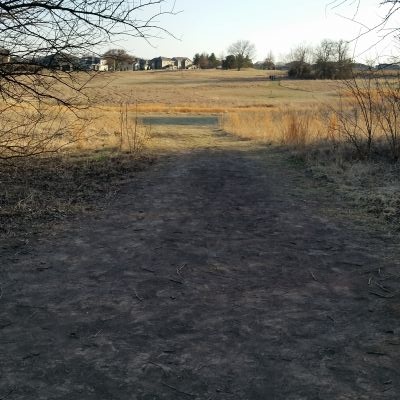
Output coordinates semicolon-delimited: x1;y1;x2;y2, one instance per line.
332;73;400;162
333;76;379;159
117;101;152;155
0;152;150;237
0;0;175;160
374;77;400;162
0;102;90;160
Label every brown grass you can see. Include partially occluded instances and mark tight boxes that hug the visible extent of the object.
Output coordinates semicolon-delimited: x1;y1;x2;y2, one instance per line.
220;106;336;146
0;152;153;238
2;69;399;231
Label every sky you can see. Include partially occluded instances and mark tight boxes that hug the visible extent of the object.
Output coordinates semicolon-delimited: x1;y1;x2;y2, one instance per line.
109;0;399;64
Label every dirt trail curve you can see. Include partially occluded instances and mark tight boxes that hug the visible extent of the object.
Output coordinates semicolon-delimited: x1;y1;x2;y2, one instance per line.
1;124;399;399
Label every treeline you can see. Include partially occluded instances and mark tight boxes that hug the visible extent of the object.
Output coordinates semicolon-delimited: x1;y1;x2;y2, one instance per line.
192;38;354;79
192;52;253;71
287;39;353;79
193;53;221;69
193;40;256;71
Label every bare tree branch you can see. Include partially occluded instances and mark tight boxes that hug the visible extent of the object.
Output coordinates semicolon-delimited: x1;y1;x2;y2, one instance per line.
0;0;176;158
227;40;256;71
328;0;400;52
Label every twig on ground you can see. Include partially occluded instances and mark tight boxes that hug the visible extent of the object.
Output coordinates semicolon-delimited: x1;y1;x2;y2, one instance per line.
369;290;396;299
176;263;187;278
366;351;387;356
134;289;144;302
0;387;15;400
309;270;318;282
343;261;364;267
169;278;183;285
22;352;40;360
148;361;168;375
161;382;196;398
361;266;382;274
327;315;335;323
36;266;53;272
374;282;391;293
93;329;103;338
140;267;155;274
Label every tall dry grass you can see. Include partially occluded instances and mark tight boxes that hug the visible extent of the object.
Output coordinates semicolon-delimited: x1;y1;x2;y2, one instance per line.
0;100;153;159
220;106;337;147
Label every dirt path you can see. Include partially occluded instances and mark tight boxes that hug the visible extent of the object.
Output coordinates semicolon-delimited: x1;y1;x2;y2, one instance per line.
1;125;399;399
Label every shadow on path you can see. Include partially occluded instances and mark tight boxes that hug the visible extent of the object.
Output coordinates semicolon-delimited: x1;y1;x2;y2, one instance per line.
1;127;399;399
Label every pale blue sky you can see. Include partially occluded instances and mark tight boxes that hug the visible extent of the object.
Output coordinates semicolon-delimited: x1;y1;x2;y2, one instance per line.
112;0;398;63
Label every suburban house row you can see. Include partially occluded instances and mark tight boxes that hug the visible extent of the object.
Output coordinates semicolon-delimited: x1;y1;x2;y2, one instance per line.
0;48;194;72
81;56;195;72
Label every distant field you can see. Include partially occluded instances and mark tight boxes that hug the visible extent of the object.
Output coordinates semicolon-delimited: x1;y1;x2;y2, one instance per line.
2;68;399;233
0;69;362;154
63;68;342;149
84;69;340;111
82;70;337;112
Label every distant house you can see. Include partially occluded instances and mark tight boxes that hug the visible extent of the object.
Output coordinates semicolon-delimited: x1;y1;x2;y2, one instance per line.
376;63;400;71
151;57;176;70
352;63;372;72
118;60;135;71
0;48;11;64
38;53;79;71
80;55;101;71
98;59;109;71
275;63;290;71
139;59;151;70
172;57;193;69
133;59;141;71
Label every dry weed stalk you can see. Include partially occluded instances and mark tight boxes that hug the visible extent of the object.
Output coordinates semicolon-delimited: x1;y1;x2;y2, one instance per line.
117;100;152;155
333;73;400;161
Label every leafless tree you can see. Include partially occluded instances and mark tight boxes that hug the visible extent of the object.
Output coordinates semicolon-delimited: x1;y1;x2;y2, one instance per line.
0;0;175;102
289;44;313;65
329;0;400;53
0;0;176;158
263;50;275;70
315;40;335;64
314;39;353;79
327;1;400;161
335;75;378;158
228;40;256;71
287;44;313;78
103;49;136;71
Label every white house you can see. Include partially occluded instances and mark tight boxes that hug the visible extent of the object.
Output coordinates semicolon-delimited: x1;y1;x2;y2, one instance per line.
98;59;109;71
173;57;193;69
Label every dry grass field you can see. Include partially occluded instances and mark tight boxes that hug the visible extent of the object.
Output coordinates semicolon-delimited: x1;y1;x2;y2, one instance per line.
0;69;345;154
59;69;342;150
79;68;398;227
1;68;399;233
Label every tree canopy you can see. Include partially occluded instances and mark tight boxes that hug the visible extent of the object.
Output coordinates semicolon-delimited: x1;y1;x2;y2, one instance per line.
103;49;136;71
0;0;175;158
193;52;221;69
329;0;400;52
0;0;175;103
228;40;256;71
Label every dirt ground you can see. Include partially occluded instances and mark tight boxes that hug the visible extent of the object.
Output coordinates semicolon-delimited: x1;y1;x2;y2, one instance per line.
1;122;400;399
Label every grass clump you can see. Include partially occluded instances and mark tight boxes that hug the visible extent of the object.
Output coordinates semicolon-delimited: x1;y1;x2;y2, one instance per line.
0;152;153;238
